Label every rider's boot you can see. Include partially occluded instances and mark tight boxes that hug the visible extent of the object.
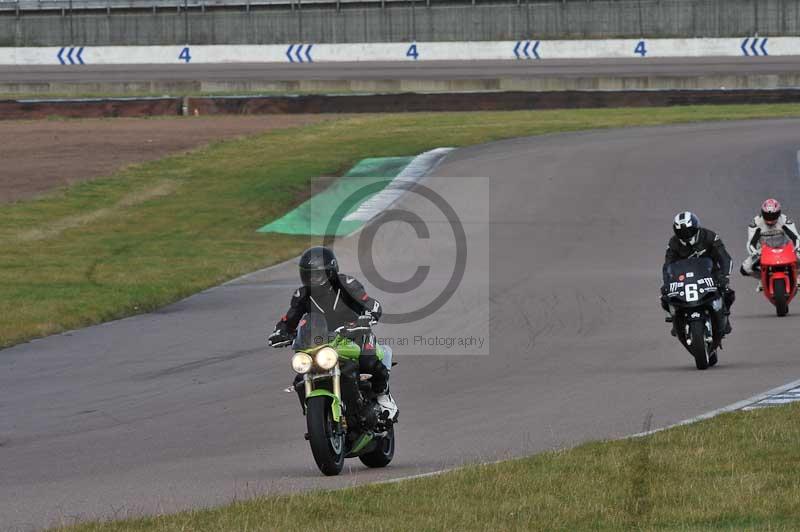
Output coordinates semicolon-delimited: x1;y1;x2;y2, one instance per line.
376;389;398;422
742;263;763;292
722;303;733;334
754;268;763;292
724;317;732;334
665;314;676;337
367;354;398;422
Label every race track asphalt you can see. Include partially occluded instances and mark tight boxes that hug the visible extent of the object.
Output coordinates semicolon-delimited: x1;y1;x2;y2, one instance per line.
2;57;800;84
3;119;800;531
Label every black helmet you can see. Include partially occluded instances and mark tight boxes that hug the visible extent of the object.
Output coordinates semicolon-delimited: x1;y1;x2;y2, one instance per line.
298;246;338;287
673;211;700;245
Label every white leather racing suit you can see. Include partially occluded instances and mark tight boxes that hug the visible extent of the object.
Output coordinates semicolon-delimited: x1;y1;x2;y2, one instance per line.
741;214;800;276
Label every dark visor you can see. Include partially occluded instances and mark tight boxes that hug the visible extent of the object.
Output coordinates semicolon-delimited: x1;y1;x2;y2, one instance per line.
675;225;698;241
301;268;328;286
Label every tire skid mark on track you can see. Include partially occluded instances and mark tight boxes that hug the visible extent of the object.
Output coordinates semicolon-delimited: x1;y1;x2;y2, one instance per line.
132;346;265;381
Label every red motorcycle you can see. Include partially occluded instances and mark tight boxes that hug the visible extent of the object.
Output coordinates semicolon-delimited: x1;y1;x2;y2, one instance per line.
759;234;798;317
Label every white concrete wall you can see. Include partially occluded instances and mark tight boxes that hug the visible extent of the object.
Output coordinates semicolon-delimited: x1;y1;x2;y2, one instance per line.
0;37;793;65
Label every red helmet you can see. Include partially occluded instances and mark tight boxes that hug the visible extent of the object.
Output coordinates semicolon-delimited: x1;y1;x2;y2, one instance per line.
761;198;782;226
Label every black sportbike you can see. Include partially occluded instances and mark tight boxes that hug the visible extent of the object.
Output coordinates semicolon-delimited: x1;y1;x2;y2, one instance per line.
663;257;727;370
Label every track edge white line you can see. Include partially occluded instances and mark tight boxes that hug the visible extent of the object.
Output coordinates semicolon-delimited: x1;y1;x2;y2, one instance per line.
369;376;800;488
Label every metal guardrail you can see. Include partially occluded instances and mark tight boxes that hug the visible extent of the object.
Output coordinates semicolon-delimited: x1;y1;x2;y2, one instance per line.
6;89;800;120
0;0;422;11
0;0;482;10
0;0;603;12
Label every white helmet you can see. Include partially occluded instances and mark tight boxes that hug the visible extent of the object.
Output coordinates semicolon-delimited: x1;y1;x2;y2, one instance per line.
673;211;700;245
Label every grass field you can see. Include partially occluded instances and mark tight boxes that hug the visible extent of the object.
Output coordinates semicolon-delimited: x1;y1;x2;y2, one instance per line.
52;402;800;531
4;105;800;348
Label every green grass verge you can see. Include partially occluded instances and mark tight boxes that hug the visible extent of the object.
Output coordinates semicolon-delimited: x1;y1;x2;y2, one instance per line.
53;402;800;531
3;105;800;348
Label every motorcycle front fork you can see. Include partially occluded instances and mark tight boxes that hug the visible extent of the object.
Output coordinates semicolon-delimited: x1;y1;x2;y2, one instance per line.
301;366;342;396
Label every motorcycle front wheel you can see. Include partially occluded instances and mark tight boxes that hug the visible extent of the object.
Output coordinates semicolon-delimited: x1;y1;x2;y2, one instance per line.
306;396;345;476
688;320;710;370
774;279;789;317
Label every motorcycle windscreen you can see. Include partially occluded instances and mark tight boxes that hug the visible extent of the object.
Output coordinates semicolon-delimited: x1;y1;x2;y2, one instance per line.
292;312;331;350
761;233;796;266
761;233;790;249
665;257;714;281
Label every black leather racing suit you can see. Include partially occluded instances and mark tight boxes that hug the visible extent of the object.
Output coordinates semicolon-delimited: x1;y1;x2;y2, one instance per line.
661;227;736;314
274;274;389;393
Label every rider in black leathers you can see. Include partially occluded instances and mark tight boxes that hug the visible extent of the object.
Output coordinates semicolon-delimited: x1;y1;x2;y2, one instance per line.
661;211;735;335
268;246;397;419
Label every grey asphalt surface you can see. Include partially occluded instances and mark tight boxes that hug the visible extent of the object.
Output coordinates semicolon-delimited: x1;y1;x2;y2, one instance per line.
2;57;800;84
4;119;800;530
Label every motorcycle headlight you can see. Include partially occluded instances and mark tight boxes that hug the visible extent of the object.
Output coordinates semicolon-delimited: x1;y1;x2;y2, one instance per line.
291;353;313;374
315;347;339;370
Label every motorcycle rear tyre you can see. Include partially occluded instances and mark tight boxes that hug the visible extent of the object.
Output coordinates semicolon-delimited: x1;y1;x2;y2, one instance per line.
359;425;395;468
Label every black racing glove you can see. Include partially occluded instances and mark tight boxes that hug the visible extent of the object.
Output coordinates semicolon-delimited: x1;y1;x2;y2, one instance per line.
335;313;374;339
357;312;376;328
268;329;292;347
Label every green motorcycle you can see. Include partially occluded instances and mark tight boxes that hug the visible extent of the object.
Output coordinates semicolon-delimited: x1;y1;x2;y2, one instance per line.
282;312;396;476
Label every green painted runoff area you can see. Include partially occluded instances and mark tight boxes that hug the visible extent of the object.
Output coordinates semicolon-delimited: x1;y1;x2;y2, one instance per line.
257;156;414;236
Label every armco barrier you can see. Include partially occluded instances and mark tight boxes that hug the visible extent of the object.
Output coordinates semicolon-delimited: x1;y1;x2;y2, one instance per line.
188;90;800;115
5;89;800;120
0;96;181;119
0;37;796;65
